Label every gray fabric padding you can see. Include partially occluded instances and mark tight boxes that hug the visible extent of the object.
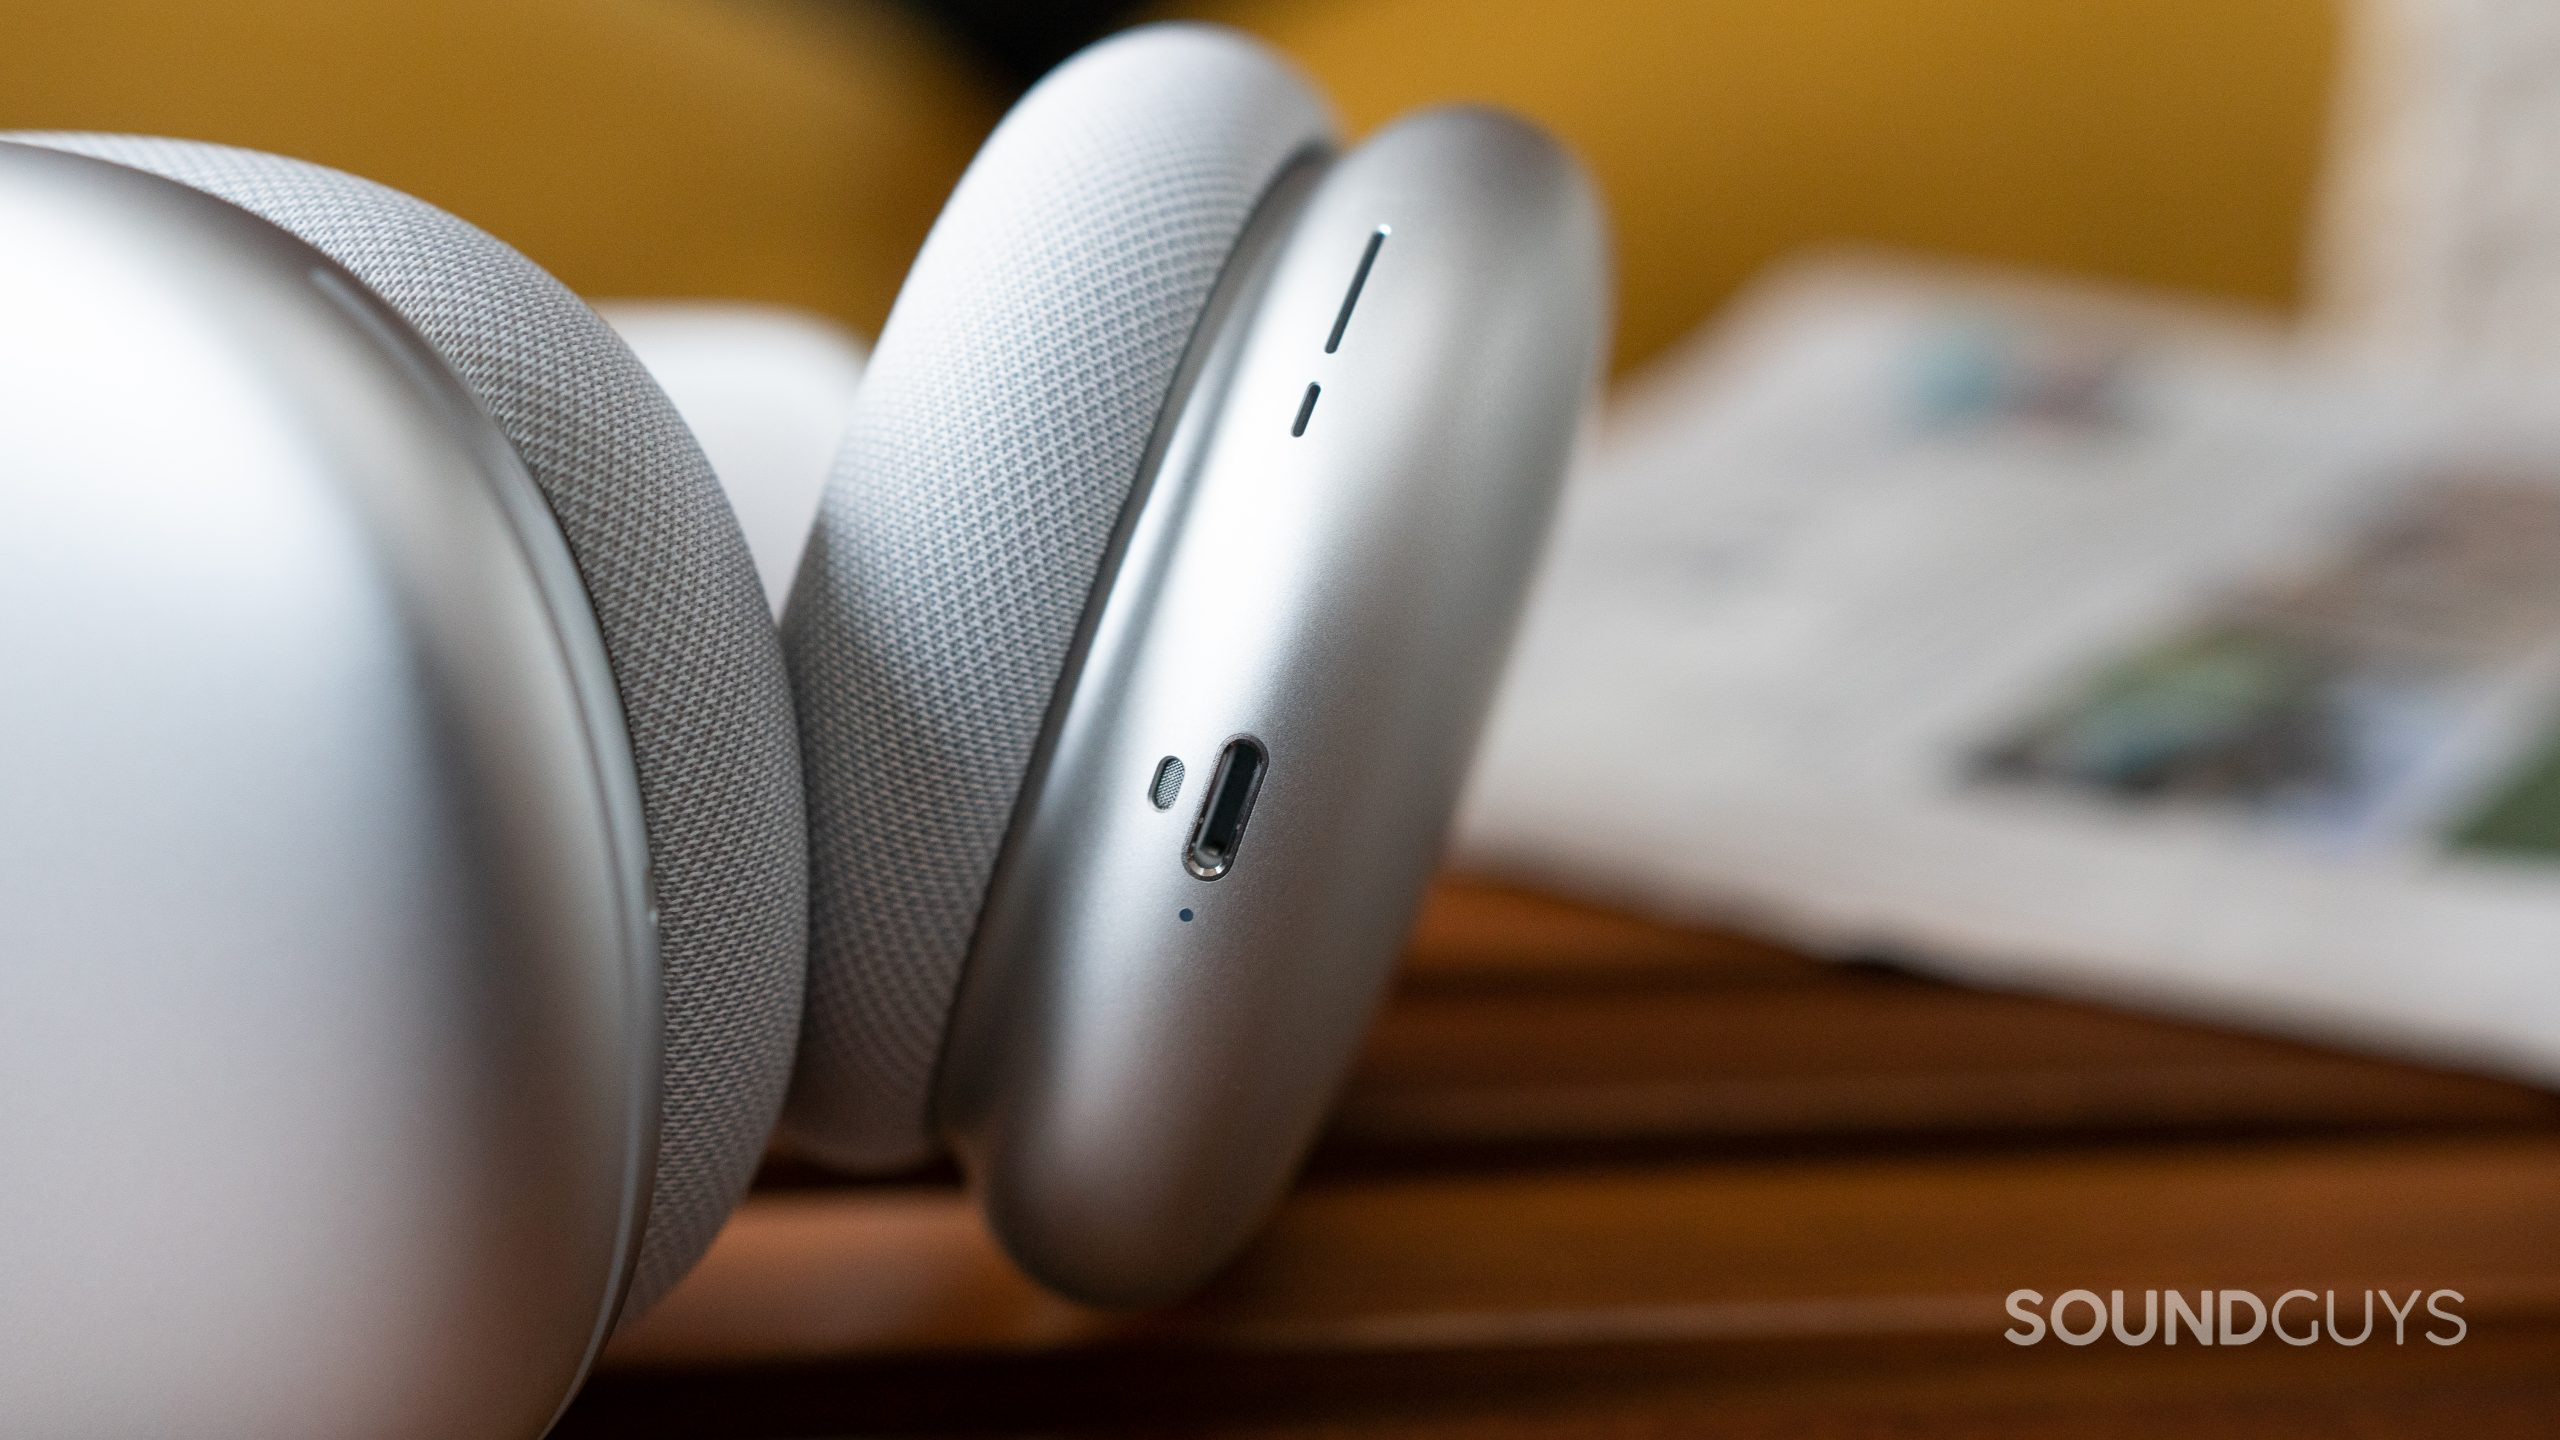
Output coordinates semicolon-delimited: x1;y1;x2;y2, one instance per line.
11;134;810;1320
778;25;1333;1169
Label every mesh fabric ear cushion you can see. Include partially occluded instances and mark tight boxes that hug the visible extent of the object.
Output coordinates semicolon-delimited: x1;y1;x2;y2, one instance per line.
9;135;808;1321
779;24;1333;1170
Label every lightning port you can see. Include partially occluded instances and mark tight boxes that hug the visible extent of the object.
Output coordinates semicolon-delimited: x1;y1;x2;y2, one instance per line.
1183;737;1267;880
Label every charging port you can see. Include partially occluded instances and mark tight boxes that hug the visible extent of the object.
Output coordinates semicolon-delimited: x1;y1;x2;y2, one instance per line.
1183;737;1267;880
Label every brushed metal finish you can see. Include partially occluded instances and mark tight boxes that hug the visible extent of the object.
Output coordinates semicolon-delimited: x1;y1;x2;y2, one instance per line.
0;145;654;1436
938;108;1609;1305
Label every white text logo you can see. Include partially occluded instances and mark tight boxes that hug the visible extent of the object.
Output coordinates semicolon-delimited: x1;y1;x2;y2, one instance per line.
2003;1289;2465;1346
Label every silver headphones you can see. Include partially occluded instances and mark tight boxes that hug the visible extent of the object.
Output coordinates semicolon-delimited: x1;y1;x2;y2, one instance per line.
0;23;1605;1437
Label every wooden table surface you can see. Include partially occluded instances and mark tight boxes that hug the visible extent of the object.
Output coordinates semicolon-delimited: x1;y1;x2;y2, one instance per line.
559;880;2560;1436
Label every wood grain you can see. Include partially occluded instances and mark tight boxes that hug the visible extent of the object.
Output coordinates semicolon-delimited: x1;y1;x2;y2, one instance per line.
567;879;2560;1436
1341;883;2560;1162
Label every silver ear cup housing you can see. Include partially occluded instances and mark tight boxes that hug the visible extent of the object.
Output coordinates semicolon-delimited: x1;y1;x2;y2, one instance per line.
938;107;1610;1305
7;132;811;1322
0;143;653;1437
782;20;1606;1306
780;23;1335;1170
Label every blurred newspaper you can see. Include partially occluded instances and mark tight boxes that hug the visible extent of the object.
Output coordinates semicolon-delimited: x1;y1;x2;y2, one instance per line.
2319;0;2560;383
1459;255;2560;1081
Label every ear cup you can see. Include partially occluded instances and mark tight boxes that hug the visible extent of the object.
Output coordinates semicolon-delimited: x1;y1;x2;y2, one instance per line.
8;135;808;1318
779;24;1333;1169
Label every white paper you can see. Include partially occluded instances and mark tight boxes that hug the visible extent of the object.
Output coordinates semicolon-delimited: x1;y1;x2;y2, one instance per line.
1460;255;2560;1083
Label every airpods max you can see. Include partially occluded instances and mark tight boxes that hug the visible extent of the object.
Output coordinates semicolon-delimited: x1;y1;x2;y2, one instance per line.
0;23;1606;1438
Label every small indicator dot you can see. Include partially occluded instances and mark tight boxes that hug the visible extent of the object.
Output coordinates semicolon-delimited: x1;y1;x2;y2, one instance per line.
1178;908;1195;922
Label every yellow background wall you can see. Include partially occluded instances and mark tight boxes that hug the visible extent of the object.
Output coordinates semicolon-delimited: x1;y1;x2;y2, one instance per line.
3;0;2342;370
1174;0;2344;370
0;0;998;335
